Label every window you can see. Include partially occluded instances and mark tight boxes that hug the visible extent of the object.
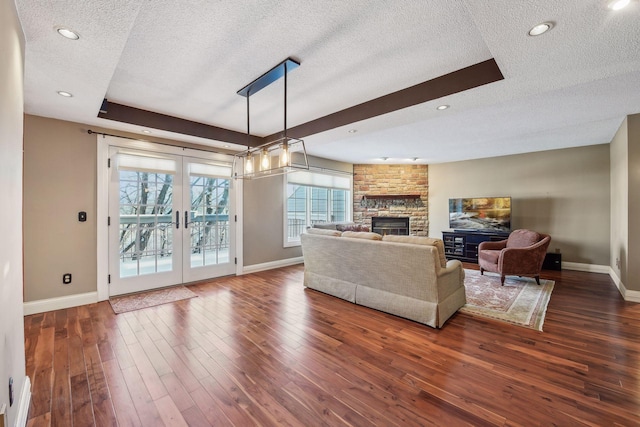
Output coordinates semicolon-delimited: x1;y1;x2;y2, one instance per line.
284;171;352;246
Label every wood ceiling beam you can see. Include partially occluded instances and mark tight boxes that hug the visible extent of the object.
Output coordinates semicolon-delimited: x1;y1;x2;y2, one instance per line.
98;59;503;148
271;59;504;141
98;102;261;146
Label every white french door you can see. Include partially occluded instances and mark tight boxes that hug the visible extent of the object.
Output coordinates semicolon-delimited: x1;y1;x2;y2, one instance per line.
108;148;235;296
182;157;236;283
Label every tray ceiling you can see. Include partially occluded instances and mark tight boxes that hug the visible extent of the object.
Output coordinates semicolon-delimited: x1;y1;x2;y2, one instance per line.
16;0;640;164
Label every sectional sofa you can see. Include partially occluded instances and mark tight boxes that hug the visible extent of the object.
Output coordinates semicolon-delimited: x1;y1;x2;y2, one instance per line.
300;228;466;328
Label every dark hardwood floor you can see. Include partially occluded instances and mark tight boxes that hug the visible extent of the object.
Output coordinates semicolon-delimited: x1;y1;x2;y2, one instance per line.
25;264;640;426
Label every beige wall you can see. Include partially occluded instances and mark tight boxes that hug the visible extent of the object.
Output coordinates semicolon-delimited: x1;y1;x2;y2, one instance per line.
627;114;640;291
243;155;352;266
243;175;301;266
0;0;27;423
23;115;352;299
23;115;228;302
24;116;98;301
429;145;611;265
610;118;628;284
23;112;636;297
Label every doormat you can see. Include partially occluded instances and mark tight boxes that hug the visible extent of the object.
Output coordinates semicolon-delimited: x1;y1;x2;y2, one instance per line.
459;269;554;331
109;285;197;314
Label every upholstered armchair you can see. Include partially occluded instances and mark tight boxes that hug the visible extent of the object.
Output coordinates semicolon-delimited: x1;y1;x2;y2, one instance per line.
478;229;551;285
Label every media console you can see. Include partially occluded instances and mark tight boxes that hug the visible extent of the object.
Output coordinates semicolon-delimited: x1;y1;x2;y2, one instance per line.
442;230;510;263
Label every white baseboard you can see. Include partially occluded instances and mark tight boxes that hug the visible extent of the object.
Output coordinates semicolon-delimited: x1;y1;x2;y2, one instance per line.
23;258;305;314
23;291;98;315
243;256;304;274
562;262;610;274
16;376;31;427
553;262;640;302
608;267;640;303
624;289;640;303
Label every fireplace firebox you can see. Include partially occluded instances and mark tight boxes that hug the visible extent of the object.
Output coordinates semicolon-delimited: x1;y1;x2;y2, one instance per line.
371;217;410;236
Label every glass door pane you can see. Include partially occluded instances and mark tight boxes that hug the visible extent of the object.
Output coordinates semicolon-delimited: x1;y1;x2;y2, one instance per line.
183;159;235;283
189;176;230;267
109;149;182;296
119;171;175;277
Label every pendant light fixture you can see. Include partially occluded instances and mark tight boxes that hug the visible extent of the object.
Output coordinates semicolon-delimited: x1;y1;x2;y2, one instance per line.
233;58;309;179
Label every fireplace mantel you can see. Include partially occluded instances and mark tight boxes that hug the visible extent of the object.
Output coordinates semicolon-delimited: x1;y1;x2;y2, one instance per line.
360;194;423;209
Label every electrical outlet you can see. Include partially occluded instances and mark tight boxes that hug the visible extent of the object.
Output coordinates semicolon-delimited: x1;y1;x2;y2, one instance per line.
63;273;72;284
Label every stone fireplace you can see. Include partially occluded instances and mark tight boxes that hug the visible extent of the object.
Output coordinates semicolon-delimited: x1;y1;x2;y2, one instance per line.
353;164;428;235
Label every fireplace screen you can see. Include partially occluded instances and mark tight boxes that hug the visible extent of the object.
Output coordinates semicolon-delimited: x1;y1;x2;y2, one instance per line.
371;217;409;236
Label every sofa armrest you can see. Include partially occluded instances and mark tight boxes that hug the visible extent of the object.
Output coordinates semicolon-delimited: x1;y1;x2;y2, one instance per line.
499;236;551;273
436;259;465;299
441;259;464;275
478;239;507;251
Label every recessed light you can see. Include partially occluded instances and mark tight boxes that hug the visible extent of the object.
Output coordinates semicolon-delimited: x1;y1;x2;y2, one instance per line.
56;27;80;40
223;144;230;148
608;0;630;10
57;91;73;97
141;130;151;134
528;22;553;36
436;104;449;110
348;129;357;133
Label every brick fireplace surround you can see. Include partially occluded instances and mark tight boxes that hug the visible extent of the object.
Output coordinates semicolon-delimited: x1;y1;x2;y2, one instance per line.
353;164;428;236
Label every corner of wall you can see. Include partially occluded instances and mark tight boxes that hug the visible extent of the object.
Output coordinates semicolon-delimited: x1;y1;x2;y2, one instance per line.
1;0;27;425
608;266;640;303
15;377;31;427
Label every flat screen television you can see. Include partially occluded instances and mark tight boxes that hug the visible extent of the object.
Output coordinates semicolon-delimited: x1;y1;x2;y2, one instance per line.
449;197;511;233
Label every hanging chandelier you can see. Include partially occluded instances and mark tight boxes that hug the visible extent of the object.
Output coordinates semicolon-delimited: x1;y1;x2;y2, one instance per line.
233;58;309;179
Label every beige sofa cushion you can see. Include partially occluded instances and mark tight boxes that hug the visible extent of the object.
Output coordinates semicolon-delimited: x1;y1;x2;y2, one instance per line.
306;228;342;237
312;222;353;230
342;231;383;240
336;223;370;232
382;235;447;268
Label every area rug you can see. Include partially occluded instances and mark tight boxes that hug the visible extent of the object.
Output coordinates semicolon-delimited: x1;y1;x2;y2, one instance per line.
459;269;554;331
109;285;197;314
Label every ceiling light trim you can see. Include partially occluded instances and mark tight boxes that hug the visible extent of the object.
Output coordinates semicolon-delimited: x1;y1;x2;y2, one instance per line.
528;22;554;36
608;0;631;10
56;27;80;40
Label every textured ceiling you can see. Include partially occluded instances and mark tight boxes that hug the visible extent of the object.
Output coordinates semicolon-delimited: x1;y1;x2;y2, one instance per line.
16;0;640;164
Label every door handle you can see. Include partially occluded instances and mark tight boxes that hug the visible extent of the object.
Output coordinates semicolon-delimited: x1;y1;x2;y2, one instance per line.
175;210;180;229
184;210;189;229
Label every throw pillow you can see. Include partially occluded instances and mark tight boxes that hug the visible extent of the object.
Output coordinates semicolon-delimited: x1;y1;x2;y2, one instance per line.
306;228;342;237
312;222;340;230
336;224;370;232
341;231;382;240
382;235;447;268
